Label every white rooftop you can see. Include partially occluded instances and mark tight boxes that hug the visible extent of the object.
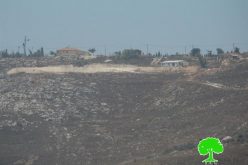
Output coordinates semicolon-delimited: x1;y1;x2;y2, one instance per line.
160;60;184;63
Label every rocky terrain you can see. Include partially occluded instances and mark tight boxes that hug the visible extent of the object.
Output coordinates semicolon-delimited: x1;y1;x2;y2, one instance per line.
0;57;247;165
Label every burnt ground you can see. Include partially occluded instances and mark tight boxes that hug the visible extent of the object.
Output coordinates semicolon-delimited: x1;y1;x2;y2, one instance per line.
0;58;248;165
199;61;248;88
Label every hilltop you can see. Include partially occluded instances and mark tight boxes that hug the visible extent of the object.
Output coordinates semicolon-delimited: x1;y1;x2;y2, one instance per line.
0;56;247;165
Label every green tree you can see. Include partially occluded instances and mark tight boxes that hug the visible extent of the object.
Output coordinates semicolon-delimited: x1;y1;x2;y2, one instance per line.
88;48;96;54
50;51;56;56
121;49;142;59
15;51;22;57
155;51;161;57
198;137;224;164
234;47;240;54
190;48;201;56
1;49;9;57
216;48;224;55
41;47;44;56
198;55;207;68
114;51;121;56
30;47;44;57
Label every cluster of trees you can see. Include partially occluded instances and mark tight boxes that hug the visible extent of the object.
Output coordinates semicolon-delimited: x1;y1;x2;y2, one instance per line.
216;48;224;55
191;47;240;56
234;47;240;54
28;47;44;57
0;49;24;58
0;47;45;58
154;51;169;57
109;47;241;68
189;47;241;68
190;48;207;68
114;49;142;59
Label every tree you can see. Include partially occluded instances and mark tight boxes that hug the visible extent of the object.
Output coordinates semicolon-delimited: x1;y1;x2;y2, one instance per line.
190;48;201;56
41;47;44;56
30;47;45;57
198;55;207;68
15;51;22;57
28;49;33;56
121;49;142;59
1;49;9;57
155;51;161;57
50;51;56;56
88;48;96;54
234;47;240;54
216;48;224;55
198;137;224;164
114;51;121;56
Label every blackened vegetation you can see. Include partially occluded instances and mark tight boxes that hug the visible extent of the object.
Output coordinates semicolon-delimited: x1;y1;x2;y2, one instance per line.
0;58;247;165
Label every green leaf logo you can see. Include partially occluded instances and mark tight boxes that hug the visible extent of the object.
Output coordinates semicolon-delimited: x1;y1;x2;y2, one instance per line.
198;137;224;164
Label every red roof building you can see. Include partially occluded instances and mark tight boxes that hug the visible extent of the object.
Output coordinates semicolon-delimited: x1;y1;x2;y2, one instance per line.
57;47;90;57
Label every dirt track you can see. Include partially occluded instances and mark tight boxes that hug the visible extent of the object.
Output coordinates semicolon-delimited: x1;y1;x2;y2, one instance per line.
7;64;185;75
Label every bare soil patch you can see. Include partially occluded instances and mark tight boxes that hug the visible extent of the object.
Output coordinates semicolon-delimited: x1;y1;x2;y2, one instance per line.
7;64;188;75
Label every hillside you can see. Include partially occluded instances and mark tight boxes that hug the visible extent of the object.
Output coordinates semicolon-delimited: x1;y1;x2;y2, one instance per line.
0;58;247;165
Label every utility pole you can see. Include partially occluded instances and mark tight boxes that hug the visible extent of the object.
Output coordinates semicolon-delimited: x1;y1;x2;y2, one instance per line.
23;36;30;56
146;44;149;55
104;46;107;56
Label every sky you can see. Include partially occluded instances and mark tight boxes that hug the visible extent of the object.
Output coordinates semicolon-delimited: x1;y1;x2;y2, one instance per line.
0;0;248;54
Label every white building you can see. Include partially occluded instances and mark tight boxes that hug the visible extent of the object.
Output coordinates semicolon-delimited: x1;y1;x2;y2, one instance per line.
160;60;188;67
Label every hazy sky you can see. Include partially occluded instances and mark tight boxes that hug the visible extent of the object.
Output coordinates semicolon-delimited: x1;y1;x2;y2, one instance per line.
0;0;248;54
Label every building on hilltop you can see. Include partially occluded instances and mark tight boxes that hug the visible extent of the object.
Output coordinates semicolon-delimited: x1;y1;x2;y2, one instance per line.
160;60;189;67
56;47;92;59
